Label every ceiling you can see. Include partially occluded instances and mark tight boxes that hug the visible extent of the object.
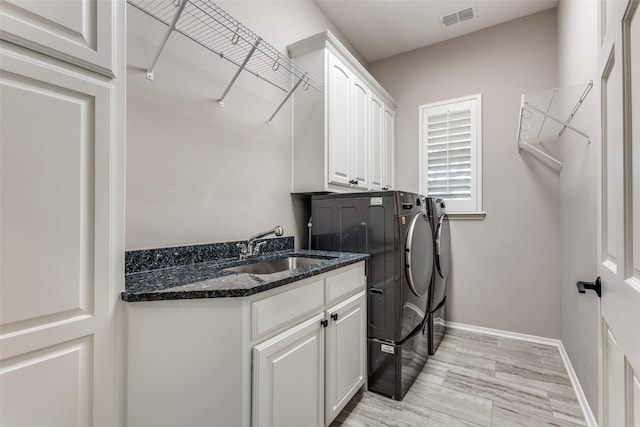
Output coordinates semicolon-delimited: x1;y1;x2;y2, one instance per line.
313;0;558;63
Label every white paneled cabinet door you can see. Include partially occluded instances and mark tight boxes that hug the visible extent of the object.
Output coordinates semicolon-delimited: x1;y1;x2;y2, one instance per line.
0;43;119;426
325;291;366;426
370;93;384;190
597;0;640;425
383;105;395;190
253;313;326;427
0;0;114;76
351;76;370;190
327;52;352;188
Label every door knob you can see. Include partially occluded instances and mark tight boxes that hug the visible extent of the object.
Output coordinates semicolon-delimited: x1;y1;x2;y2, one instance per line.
576;277;601;297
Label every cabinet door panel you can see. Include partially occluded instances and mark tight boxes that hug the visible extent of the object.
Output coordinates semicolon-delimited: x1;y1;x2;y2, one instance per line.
327;52;352;187
0;0;114;75
383;106;395;190
370;94;384;190
253;313;325;427
1;337;93;426
325;291;366;425
352;77;369;189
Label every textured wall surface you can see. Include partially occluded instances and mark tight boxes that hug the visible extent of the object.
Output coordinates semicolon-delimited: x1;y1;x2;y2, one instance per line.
126;1;359;250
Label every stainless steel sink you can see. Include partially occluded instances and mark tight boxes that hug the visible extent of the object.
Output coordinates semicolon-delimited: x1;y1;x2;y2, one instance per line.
224;256;327;275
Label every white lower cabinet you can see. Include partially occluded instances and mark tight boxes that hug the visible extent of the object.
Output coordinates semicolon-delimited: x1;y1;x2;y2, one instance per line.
125;261;366;427
325;292;367;424
252;313;326;427
252;290;366;427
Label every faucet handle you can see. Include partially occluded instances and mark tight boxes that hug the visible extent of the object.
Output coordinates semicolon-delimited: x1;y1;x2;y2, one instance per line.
254;241;267;256
237;242;249;259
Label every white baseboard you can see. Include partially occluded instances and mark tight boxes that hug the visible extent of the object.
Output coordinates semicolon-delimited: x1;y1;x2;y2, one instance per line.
446;322;598;427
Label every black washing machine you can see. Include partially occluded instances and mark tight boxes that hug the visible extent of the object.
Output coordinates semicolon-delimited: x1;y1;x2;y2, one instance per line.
426;198;451;355
311;191;433;400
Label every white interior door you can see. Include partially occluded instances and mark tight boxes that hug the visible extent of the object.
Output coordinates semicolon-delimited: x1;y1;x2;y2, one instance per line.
0;42;122;426
597;0;640;425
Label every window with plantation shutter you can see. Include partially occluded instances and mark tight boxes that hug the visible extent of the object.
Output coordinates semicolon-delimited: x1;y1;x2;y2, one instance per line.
419;94;483;214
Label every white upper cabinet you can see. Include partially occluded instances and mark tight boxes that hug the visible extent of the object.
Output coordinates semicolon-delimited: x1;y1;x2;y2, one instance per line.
0;0;115;76
327;52;370;190
327;53;353;187
351;75;370;190
289;31;396;193
383;105;396;190
370;93;394;191
370;92;385;190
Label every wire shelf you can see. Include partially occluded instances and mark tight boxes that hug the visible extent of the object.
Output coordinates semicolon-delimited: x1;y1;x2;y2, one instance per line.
128;0;322;123
516;81;593;171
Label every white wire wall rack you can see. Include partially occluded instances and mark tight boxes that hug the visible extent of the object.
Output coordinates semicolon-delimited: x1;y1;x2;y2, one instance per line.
516;81;593;171
128;0;323;124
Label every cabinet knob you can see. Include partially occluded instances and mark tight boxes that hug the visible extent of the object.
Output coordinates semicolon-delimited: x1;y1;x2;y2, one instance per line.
331;313;338;321
320;319;328;327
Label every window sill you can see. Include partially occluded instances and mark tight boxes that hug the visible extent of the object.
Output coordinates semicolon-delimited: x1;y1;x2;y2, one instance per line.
446;212;486;220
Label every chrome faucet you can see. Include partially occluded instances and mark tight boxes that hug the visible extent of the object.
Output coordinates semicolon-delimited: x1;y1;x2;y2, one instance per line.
237;226;284;260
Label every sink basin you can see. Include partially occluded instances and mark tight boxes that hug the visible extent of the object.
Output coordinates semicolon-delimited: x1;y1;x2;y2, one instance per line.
225;256;327;275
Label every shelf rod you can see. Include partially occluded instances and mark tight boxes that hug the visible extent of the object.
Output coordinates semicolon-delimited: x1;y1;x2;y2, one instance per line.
524;101;590;140
559;80;593;136
146;0;188;80
218;37;261;107
267;73;307;126
519;141;562;170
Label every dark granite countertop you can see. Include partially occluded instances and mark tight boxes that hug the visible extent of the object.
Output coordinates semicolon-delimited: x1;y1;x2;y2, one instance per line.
122;249;369;302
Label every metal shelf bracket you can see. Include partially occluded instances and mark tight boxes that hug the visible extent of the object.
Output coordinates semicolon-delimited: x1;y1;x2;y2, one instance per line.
268;72;308;126
218;37;261;107
145;0;187;80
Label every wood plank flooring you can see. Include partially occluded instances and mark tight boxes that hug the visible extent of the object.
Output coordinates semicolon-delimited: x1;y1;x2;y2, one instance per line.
331;328;587;427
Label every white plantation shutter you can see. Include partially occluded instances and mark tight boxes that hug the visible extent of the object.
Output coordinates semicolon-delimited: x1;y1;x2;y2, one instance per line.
420;95;482;213
426;107;472;199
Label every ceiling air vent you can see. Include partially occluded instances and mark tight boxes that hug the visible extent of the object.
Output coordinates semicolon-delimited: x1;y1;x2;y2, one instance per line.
441;12;459;27
441;5;477;27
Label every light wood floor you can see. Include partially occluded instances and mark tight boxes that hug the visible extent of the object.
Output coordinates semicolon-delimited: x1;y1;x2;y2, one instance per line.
331;328;587;427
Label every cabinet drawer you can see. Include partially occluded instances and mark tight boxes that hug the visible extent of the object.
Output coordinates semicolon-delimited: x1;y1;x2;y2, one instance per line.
252;279;324;341
325;263;366;306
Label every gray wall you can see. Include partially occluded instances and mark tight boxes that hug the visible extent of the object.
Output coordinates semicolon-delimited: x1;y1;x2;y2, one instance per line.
125;1;360;250
369;10;562;338
557;0;600;416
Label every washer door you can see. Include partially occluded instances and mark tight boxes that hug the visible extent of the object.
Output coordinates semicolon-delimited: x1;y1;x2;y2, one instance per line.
435;213;451;279
405;212;434;297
